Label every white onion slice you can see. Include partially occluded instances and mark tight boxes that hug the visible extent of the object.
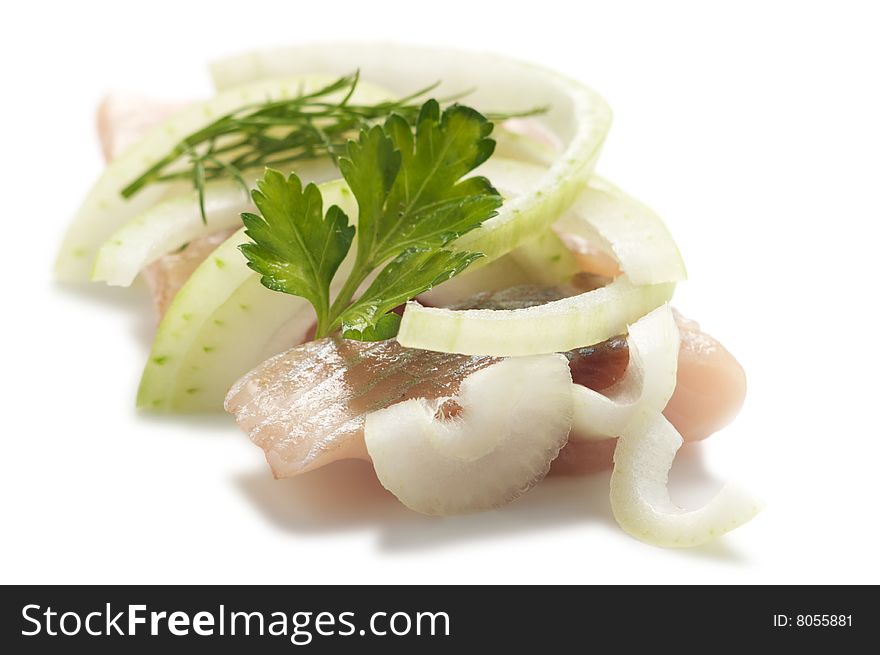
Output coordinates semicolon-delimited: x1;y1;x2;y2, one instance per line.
397;275;674;356
493;121;559;166
365;354;573;515
611;412;763;547
477;158;686;285
211;44;612;267
91;159;339;287
92;181;247;286
591;308;762;546
558;177;687;285
571;304;679;441
137;179;357;411
417;255;533;308
507;229;579;286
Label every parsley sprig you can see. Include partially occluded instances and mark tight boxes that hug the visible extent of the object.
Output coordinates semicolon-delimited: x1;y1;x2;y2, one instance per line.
240;100;501;341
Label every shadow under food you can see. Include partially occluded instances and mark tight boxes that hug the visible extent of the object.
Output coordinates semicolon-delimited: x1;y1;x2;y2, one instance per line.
54;278;157;350
235;459;620;552
235;441;751;560
236;460;408;533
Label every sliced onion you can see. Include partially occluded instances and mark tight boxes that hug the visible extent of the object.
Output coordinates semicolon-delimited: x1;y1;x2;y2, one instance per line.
507;229;579;286
56;75;391;283
137;179;357;411
473;157;578;286
364;354;573;515
477;158;686;285
418;157;581;305
493;121;559;166
92;181;247;287
558;177;687;285
397;275;674;356
611;412;763;547
417;254;533;308
91;159;339;287
211;44;612;267
571;304;679;441
590;308;761;546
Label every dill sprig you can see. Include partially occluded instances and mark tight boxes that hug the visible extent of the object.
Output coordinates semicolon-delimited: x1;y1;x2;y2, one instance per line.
121;72;546;222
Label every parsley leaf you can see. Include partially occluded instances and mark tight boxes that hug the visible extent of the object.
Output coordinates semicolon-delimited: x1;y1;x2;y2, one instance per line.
239;100;501;341
340;248;483;340
240;170;354;335
340;100;500;266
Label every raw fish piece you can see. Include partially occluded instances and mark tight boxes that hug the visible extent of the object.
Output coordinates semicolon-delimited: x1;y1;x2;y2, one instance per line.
551;312;747;475
97;93;186;162
664;310;746;442
225;338;497;477
227;284;746;479
140;228;237;319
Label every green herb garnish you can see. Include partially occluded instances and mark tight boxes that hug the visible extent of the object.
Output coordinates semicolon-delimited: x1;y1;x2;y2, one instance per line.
240;100;501;341
121;72;541;223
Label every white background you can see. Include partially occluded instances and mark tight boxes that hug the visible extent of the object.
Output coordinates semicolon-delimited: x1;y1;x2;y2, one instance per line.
2;0;878;584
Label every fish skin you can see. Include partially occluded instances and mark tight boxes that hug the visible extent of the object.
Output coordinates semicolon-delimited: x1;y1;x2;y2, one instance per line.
225;338;497;477
226;333;624;479
227;298;745;479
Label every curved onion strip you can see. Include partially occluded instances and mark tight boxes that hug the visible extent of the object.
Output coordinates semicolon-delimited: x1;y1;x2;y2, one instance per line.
571;304;679;441
92;181;247;286
137;179;356;411
365;354;573;515
493;122;559;166
56;75;390;283
558;177;687;285
611;412;763;547
596;308;761;546
211;44;612;267
418;156;581;303
477;158;686;285
91;159;340;287
507;229;579;285
417;255;533;308
397;275;674;356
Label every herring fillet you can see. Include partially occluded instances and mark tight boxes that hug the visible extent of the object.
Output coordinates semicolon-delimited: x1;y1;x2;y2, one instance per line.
226;287;748;479
225;338;497;477
141;228;237;319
